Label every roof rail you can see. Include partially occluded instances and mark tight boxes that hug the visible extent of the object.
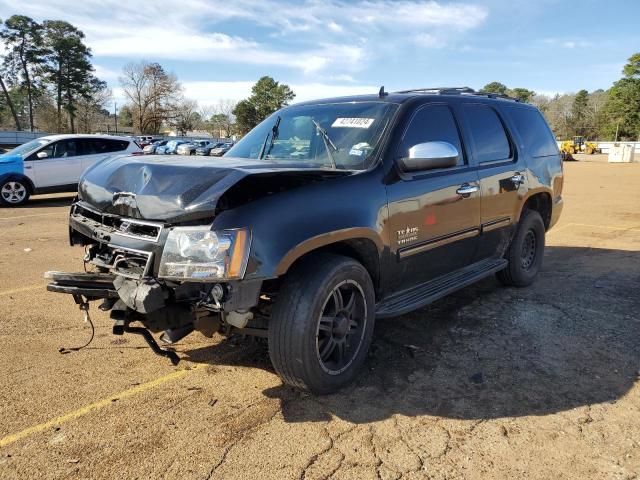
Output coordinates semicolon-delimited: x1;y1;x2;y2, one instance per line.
395;86;521;102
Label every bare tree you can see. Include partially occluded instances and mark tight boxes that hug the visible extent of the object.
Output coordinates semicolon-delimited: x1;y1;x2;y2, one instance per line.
119;61;182;134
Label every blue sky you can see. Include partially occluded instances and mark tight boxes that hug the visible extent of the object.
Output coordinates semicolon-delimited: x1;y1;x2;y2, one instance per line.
1;0;638;106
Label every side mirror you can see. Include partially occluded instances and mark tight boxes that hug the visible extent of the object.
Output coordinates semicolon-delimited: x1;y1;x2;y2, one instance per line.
398;141;459;172
37;151;48;159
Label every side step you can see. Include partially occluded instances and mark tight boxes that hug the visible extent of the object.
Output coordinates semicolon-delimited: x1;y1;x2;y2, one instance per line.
375;258;507;318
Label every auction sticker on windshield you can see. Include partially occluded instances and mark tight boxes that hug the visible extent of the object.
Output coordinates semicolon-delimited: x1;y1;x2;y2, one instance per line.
331;118;375;128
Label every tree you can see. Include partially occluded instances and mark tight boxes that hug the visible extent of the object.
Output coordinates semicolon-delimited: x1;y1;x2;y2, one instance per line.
233;99;259;134
571;89;589;136
508;87;535;103
481;82;507;95
603;52;640;140
75;80;111;133
0;15;46;131
233;76;294;133
0;73;21;129
42;20;98;132
118;104;133;127
120;61;182;134
170;99;199;135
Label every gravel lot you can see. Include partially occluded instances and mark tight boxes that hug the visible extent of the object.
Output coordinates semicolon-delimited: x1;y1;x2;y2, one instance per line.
1;154;639;479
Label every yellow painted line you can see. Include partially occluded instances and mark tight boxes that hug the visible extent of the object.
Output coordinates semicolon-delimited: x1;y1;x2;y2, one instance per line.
0;284;43;297
0;212;67;221
0;365;201;448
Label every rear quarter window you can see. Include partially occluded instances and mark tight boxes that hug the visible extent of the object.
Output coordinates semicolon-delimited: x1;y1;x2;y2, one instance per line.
503;107;559;157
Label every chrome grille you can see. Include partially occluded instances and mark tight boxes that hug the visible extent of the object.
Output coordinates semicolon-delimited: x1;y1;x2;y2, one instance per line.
72;203;163;242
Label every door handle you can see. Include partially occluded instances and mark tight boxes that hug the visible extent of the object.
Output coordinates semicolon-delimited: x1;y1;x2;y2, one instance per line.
456;184;479;197
511;173;525;185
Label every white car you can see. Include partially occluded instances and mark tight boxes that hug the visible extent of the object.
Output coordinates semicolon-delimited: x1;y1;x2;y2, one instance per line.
0;134;142;206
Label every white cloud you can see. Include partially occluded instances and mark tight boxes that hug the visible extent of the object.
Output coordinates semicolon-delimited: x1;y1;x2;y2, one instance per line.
111;80;380;107
543;37;593;49
92;64;120;81
1;0;488;76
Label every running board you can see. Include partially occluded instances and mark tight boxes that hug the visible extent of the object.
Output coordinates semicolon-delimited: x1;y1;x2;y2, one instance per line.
375;258;507;318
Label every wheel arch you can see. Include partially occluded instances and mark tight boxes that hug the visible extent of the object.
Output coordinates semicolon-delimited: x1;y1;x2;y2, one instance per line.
275;229;383;298
0;173;35;193
521;190;552;230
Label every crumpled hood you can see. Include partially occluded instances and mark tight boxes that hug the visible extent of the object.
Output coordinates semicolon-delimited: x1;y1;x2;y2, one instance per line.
78;154;348;223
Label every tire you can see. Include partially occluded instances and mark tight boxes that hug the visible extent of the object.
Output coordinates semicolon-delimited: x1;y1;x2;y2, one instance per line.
496;209;545;287
268;254;375;394
0;178;31;207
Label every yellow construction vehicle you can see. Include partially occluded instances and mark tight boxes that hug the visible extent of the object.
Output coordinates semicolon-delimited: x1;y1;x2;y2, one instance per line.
560;136;600;155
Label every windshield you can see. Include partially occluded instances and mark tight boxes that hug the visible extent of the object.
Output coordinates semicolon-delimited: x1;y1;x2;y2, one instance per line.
226;101;398;170
0;138;51;158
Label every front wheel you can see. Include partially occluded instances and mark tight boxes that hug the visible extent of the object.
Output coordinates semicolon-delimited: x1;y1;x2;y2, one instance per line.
0;179;30;207
268;254;375;394
496;209;545;287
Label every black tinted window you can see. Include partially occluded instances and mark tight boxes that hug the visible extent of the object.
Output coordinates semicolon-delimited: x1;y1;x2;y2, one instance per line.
463;104;511;163
399;104;464;166
504;107;558;157
82;139;129;154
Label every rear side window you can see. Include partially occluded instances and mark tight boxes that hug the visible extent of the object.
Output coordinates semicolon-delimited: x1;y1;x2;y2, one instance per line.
504;107;558;157
399;104;465;166
463;104;511;163
82;139;129;154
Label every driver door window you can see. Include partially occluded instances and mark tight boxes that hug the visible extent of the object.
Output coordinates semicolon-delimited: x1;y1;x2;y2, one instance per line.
398;104;466;167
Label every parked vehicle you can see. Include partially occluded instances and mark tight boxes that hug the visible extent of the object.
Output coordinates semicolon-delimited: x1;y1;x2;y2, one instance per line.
45;87;563;394
156;140;186;155
176;140;214;156
0;134;141;206
143;140;168;154
209;142;234;157
136;136;155;148
195;142;224;156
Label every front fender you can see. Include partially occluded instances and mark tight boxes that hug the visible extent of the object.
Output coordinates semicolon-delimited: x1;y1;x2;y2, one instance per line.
210;168;388;280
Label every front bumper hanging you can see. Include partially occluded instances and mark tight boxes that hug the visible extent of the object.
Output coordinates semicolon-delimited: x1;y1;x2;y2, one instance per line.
45;271;182;364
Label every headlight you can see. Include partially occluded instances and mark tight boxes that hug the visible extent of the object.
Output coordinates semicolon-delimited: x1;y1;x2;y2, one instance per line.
158;227;250;281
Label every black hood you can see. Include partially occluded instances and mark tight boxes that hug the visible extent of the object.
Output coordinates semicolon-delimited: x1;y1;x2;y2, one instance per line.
78;154;350;223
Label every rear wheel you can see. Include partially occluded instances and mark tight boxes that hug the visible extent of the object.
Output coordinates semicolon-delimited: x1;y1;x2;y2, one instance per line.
496;209;545;287
0;179;30;207
268;254;375;394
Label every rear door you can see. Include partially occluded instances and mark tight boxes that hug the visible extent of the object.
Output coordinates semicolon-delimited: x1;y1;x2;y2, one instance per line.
386;102;481;292
27;139;84;188
458;103;527;261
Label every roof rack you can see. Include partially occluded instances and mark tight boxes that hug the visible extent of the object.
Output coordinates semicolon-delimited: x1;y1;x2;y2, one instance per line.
395;86;521;102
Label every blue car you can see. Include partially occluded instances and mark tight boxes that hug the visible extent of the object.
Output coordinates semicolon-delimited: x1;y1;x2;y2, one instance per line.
156;140;186;155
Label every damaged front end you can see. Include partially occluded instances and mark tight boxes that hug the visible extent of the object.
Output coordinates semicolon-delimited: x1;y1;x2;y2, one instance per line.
46;201;263;364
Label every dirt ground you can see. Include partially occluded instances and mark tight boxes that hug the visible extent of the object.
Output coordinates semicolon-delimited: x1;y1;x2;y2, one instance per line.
0;153;639;479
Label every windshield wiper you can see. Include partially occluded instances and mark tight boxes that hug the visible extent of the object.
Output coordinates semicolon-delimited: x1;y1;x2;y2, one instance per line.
311;119;338;169
258;116;281;160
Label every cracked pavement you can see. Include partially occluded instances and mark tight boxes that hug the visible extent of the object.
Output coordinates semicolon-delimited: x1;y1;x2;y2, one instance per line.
1;155;639;479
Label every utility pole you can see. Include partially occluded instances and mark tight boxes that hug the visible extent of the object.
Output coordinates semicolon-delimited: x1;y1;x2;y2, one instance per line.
615;123;619;142
114;101;118;134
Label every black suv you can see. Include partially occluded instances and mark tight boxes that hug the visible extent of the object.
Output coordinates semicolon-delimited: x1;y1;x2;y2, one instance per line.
46;87;563;394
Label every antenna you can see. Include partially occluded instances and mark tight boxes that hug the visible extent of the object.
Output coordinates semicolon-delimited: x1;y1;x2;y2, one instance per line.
378;86;388;98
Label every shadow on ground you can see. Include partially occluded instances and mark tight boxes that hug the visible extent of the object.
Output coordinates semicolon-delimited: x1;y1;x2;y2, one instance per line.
0;193;75;210
185;246;640;423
